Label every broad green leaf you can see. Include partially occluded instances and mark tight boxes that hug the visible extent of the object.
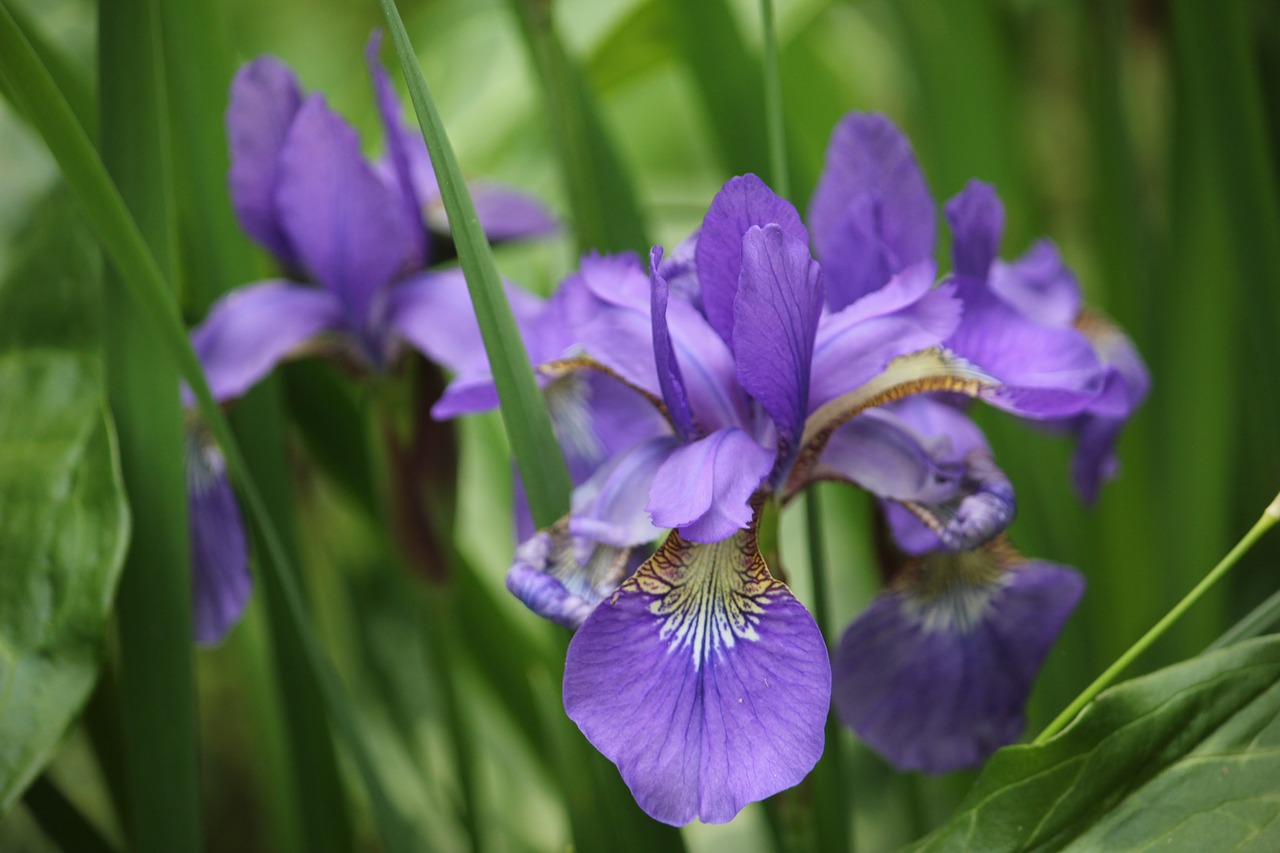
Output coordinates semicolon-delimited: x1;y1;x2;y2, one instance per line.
0;198;128;815
910;636;1280;852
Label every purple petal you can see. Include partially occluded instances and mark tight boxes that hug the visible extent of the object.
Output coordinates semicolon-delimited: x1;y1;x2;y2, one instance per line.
466;182;559;243
191;281;344;402
946;275;1104;418
695;175;808;348
809;261;961;409
834;555;1083;772
564;526;830;825
366;31;428;268
650;248;695;441
186;432;252;645
227;56;304;266
733;224;824;458
275;95;414;327
647;428;775;543
808;113;936;308
387;269;544;376
570;435;679;548
988;240;1082;328
657;229;702;311
945;180;1005;279
506;526;639;630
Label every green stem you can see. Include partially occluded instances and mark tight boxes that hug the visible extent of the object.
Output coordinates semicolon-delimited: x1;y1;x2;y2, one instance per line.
1035;493;1280;743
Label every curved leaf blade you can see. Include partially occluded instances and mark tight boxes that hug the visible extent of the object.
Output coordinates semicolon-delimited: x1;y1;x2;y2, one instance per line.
910;636;1280;852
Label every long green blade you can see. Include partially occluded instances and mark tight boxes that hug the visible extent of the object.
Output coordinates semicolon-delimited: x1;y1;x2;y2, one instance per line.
0;6;411;850
377;0;572;528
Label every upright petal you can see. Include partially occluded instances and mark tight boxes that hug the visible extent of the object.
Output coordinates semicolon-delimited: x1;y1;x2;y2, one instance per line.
945;180;1004;279
647;428;775;543
186;431;251;645
988;239;1082;328
191;281;344;402
227;56;303;267
808;261;961;409
733;224;824;464
564;525;830;825
808;113;936;308
650;248;695;441
275;95;415;328
366;32;428;267
571;435;679;548
834;549;1083;772
695;175;808;348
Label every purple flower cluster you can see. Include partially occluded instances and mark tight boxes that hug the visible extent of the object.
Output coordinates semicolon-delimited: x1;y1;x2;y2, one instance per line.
430;113;1147;824
184;35;555;645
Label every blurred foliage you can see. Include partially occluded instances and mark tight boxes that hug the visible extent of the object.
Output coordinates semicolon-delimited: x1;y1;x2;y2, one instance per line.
0;0;1278;850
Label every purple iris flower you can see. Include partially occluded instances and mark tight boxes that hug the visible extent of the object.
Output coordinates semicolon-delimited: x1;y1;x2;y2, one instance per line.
430;141;1132;819
183;34;556;645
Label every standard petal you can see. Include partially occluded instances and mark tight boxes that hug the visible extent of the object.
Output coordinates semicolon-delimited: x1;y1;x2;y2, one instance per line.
570;435;679;548
946;275;1104;418
808;261;961;409
988;239;1082;328
945;180;1005;279
186;432;252;645
191;281;344;402
833;552;1083;772
650;248;695;440
733;224;824;460
366;32;428;267
695;175;808;348
647;428;775;543
275;95;415;327
227;56;304;266
808;112;936;308
564;525;830;825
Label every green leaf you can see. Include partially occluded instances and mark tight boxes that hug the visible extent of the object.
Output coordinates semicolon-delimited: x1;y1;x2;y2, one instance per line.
0;198;128;815
910;636;1280;852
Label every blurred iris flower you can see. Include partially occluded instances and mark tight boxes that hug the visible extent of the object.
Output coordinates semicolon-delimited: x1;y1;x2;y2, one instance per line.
184;33;555;645
432;112;1146;824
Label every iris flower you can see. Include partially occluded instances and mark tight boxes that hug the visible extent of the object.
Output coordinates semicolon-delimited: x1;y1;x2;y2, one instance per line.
430;112;1146;823
184;34;555;644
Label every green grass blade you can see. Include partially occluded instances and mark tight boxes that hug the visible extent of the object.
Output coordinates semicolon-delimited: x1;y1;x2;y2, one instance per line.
0;7;413;850
24;775;118;853
377;0;572;529
97;0;200;849
507;0;649;255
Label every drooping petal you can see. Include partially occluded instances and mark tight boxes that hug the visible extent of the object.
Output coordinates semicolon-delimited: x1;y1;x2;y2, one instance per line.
650;248;695;441
275;95;415;328
564;525;830;825
833;550;1083;772
191;281;344;402
186;431;252;645
808;112;936;309
814;400;1016;551
808;261;961;409
227;56;303;267
458;182;559;243
647;428;775;543
733;224;824;461
506;524;642;630
695;175;808;348
387;269;544;376
946;275;1104;418
945;180;1004;280
366;32;428;268
988;239;1082;328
